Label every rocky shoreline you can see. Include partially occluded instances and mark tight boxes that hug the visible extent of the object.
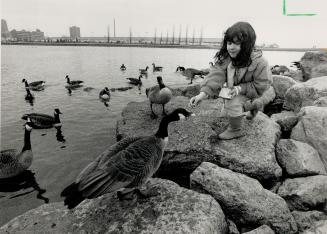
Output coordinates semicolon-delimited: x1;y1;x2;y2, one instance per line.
1;51;327;234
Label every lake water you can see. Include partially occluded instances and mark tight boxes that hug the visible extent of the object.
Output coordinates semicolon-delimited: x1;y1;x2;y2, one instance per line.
0;45;304;226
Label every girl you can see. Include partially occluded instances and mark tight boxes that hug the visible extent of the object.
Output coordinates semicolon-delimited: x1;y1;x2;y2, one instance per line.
189;22;272;140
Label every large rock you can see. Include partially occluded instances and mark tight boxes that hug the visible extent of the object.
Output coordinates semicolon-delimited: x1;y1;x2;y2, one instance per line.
190;162;297;234
277;175;327;211
243;225;275;234
272;75;298;99
276;139;326;176
301;219;327;234
284;76;327;112
0;178;228;234
117;96;282;184
270;111;298;132
292;210;327;233
300;51;327;80
291;106;327;170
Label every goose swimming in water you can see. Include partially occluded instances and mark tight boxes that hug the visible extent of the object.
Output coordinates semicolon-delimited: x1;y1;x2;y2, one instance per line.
146;76;173;119
22;108;63;129
126;75;143;85
139;66;149;75
0;121;34;179
61;108;195;209
120;64;126;71
99;87;111;101
65;75;84;88
176;66;186;72
22;79;45;91
152;63;163;72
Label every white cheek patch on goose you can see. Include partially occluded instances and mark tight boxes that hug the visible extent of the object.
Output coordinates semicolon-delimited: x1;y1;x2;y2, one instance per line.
163;137;169;148
26;125;33;131
178;113;186;120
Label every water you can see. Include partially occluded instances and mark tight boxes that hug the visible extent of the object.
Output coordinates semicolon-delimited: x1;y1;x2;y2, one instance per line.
0;45;304;226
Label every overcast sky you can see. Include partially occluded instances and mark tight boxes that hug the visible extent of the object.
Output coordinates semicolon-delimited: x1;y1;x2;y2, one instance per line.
1;0;326;48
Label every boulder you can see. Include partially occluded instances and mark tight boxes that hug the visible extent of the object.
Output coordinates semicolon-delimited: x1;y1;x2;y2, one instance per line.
292;210;327;233
277;175;327;211
117;96;282;184
300;51;327;80
243;225;275;234
284;76;327;112
190;162;297;234
301;219;327;234
314;96;327;107
291;106;327;170
270;111;298;132
272;75;298;99
276;139;326;176
0;178;228;234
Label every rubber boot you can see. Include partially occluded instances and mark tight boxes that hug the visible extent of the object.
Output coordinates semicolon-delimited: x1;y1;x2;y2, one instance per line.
219;116;245;140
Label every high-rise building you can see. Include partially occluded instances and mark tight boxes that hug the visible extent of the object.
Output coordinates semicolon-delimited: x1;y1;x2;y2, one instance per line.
69;26;80;40
1;19;11;40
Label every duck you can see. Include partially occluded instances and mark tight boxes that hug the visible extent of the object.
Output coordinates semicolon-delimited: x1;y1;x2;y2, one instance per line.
21;108;63;129
99;87;111;101
60;108;195;209
146;76;173;119
126;75;142;85
0;121;34;179
152;63;163;72
65;75;84;88
176;66;185;72
22;79;45;91
120;64;126;71
25;88;34;101
139;66;149;75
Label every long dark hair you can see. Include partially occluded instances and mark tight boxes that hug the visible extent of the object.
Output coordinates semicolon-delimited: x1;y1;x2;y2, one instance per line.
215;22;256;68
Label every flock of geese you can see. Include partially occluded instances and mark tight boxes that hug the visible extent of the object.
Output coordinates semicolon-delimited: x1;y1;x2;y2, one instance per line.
1;62;198;209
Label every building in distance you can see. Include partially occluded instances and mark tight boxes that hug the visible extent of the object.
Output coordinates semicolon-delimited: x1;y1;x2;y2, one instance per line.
69;26;81;41
1;19;11;40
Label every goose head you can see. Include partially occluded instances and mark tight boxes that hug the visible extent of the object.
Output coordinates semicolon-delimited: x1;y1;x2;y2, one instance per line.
22;78;27;83
104;87;110;92
167;108;195;122
138;75;143;80
54;108;63;115
25;120;34;131
145;66;149;70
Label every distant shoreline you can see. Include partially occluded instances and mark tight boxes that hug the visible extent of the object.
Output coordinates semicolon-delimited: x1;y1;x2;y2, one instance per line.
1;41;323;52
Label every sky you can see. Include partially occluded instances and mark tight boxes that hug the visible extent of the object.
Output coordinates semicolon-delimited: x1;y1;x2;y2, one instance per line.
1;0;327;48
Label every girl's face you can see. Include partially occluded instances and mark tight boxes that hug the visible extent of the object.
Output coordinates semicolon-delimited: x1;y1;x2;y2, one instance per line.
227;38;241;58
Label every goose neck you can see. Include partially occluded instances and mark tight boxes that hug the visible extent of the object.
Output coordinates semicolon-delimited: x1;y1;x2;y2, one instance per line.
22;128;31;152
54;113;61;123
155;115;176;138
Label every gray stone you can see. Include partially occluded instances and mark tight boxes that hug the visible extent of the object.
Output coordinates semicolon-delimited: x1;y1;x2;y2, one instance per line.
272;75;298;99
276;139;326;176
190;162;297;234
271;111;298;132
0;178;228;234
243;225;275;234
291;106;327;170
301;219;327;234
292;210;327;232
284;76;327;112
277;175;327;211
300;51;327;80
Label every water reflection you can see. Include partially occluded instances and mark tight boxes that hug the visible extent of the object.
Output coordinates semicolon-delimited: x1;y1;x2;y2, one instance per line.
55;126;66;143
0;170;49;204
25;88;35;106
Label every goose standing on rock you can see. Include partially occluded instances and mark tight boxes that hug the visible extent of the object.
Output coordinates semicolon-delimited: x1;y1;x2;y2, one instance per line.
126;75;143;85
22;79;45;91
0;121;34;179
152;63;163;72
61;108;195;209
22;108;63;129
146;76;172;119
65;75;84;88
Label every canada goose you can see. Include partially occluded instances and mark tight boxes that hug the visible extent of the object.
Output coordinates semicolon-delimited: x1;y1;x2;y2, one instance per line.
22;79;45;91
25;88;34;101
65;75;84;88
0;121;34;179
152;63;163;72
22;108;63;129
126;75;142;85
139;66;149;75
183;68;209;84
61;108;195;209
146;76;172;119
99;87;111;101
176;66;185;72
120;64;126;71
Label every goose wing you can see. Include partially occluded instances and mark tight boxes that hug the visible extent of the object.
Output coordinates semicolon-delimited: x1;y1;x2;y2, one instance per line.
70;80;83;85
29;81;45;87
146;85;160;98
22;113;55;127
76;136;162;198
0;149;18;165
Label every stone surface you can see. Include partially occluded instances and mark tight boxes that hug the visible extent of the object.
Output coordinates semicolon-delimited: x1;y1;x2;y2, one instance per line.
271;111;298;132
190;162;297;234
300;51;327;80
291;106;327;170
277;175;327;211
301;219;327;234
292;210;327;232
0;178;228;234
276;139;326;176
284;76;327;112
272;75;298;99
243;225;275;234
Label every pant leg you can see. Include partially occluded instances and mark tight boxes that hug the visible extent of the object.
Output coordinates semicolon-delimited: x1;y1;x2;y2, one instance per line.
224;95;249;117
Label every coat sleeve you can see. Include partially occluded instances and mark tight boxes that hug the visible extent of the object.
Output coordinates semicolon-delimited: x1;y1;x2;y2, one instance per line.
200;65;226;98
239;58;272;99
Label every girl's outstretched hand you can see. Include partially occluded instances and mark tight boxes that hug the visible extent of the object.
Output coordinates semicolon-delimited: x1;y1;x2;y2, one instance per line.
189;92;208;108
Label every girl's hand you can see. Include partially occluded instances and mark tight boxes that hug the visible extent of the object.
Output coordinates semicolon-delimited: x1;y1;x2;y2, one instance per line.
189;92;208;108
230;86;241;98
